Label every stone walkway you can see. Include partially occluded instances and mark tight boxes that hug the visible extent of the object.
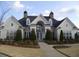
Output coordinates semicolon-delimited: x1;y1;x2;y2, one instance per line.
38;42;66;57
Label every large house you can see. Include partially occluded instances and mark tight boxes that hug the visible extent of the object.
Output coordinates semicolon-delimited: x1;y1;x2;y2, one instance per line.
0;11;79;41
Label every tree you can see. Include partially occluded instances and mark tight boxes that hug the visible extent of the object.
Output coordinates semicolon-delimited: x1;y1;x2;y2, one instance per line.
0;8;11;24
75;33;79;42
14;29;22;42
23;32;27;41
60;30;64;42
45;29;52;41
0;2;11;25
30;29;36;43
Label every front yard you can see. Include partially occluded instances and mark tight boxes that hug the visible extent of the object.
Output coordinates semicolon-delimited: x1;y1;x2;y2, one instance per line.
0;45;45;57
53;44;79;57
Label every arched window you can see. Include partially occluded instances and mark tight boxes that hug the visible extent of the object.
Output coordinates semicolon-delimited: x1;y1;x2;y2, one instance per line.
26;18;30;25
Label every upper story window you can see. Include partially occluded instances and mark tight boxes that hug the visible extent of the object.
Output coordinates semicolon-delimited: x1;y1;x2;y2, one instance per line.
26;18;30;25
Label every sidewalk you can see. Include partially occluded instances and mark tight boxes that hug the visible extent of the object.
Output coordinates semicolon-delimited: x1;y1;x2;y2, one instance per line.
38;42;66;57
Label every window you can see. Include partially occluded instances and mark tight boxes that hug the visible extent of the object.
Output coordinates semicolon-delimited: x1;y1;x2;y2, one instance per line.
64;32;72;39
26;18;30;25
11;23;13;26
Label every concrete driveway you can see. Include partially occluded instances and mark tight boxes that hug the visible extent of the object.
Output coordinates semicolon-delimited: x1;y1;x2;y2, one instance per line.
38;42;66;57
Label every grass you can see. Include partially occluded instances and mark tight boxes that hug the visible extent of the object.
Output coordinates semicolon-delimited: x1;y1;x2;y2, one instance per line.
0;45;45;57
54;45;79;57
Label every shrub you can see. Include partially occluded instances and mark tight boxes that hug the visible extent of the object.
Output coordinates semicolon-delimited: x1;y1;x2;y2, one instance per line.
44;29;52;41
60;30;64;42
75;33;79;42
30;29;37;45
14;29;22;42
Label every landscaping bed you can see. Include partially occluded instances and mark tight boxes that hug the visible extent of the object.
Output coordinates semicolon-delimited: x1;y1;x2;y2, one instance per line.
53;45;71;49
44;40;58;45
44;40;79;45
0;40;40;48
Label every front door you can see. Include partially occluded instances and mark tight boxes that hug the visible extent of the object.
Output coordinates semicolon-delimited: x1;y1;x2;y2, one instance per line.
36;21;45;41
37;31;42;41
36;28;42;41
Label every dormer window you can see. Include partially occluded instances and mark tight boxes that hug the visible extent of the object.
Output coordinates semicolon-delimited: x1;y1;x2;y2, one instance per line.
26;18;30;25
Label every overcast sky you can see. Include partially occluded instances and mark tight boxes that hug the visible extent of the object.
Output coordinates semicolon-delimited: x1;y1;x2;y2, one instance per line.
0;1;79;28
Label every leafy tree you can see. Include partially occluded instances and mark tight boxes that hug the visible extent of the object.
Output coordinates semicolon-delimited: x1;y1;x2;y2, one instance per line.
60;30;64;42
14;29;22;42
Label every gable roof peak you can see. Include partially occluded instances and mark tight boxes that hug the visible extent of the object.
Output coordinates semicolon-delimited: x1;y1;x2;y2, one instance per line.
10;16;16;19
39;14;43;16
64;17;69;19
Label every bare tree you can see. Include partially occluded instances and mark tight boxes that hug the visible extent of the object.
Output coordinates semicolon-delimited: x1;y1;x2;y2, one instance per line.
0;9;10;24
0;2;11;25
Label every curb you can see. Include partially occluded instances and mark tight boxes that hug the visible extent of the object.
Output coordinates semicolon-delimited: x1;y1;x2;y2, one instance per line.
54;48;70;57
0;52;12;57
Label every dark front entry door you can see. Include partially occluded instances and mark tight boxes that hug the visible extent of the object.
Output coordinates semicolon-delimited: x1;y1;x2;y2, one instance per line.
36;21;45;41
37;31;42;41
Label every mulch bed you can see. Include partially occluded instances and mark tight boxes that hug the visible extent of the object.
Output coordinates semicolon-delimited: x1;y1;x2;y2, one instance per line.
53;45;71;49
0;41;40;48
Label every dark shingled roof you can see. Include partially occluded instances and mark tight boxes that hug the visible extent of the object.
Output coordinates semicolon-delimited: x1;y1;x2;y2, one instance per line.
18;16;37;27
52;18;64;27
18;16;64;27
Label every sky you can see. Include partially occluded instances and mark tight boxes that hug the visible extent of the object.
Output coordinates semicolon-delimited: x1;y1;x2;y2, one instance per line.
0;1;79;28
